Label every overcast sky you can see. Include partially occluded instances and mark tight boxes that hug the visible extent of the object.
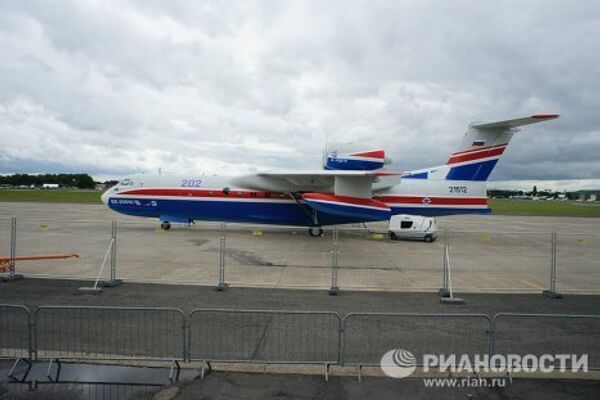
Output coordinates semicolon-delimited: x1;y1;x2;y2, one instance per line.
1;1;599;187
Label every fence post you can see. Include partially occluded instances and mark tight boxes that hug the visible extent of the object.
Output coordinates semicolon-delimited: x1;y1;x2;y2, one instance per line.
440;230;464;304
439;229;450;298
543;232;562;298
182;315;189;362
28;309;35;360
2;217;23;282
329;226;340;295
104;220;122;287
216;222;228;291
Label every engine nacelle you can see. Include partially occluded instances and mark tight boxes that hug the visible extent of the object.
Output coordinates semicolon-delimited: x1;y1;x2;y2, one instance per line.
323;143;390;171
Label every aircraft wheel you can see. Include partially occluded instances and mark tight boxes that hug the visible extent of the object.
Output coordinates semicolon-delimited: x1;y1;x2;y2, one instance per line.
161;221;171;230
308;226;323;237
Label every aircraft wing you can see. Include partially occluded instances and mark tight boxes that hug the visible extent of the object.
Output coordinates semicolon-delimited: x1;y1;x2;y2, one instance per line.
231;169;402;197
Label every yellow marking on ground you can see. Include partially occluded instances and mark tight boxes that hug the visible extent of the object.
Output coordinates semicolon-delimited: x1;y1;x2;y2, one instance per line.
480;233;491;244
154;227;165;233
522;280;545;289
252;230;263;236
576;238;586;244
38;223;49;231
372;233;384;240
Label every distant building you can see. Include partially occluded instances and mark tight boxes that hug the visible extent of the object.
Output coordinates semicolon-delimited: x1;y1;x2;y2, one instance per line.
96;181;117;191
572;190;600;201
42;183;59;189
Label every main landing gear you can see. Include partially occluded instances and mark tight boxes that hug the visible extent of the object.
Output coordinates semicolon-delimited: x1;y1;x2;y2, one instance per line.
308;226;324;237
160;219;194;230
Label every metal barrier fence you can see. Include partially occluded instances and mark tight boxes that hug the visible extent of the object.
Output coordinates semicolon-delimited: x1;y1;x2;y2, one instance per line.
2;305;600;373
491;313;600;370
0;218;11;266
0;304;32;360
336;228;444;291
117;221;221;285
189;309;341;365
556;233;600;293
2;218;600;294
0;218;17;281
34;306;186;361
341;313;491;366
14;219;113;282
449;231;551;292
222;225;333;289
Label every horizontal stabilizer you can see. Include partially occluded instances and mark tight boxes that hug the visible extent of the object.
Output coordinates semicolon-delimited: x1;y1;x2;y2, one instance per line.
302;193;391;221
471;114;559;130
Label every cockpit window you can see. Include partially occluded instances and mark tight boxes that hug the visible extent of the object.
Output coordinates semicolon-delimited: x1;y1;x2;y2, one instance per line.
120;179;133;186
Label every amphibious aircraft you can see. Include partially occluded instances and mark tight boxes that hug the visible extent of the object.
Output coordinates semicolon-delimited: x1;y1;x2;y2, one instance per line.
102;114;558;236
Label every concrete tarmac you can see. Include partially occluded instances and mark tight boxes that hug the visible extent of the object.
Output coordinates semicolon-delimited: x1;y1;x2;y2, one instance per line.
1;202;600;293
2;202;599;399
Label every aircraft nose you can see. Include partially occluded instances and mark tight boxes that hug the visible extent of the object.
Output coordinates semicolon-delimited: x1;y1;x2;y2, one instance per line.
101;190;109;205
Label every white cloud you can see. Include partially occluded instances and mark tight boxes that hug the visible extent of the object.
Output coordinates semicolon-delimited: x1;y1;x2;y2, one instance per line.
0;0;599;185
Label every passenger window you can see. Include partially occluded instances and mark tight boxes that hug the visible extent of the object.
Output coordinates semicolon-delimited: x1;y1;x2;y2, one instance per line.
400;221;413;229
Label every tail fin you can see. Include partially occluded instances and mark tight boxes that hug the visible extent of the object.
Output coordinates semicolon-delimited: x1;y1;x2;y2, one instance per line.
444;114;559;181
323;143;389;170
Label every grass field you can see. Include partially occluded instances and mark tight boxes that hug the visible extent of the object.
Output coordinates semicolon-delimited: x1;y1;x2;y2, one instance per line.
489;199;600;217
0;189;101;203
1;190;599;217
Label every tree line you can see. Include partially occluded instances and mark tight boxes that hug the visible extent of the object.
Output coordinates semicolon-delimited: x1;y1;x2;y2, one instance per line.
487;188;571;199
0;173;96;189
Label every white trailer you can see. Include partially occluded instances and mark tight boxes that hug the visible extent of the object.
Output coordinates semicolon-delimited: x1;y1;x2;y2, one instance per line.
388;214;437;242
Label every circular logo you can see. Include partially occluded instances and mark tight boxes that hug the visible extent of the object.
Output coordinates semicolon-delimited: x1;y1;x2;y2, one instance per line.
380;349;417;378
422;197;431;205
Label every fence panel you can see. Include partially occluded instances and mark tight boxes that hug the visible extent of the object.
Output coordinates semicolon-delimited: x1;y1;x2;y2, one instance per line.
189;309;341;364
34;306;185;361
556;233;600;293
223;225;331;289
9;215;600;294
116;221;220;285
342;313;491;366
0;218;11;273
449;231;550;291
0;304;32;359
336;227;444;291
14;219;113;281
492;313;600;370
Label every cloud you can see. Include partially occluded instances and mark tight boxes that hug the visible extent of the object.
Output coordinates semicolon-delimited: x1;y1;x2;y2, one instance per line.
0;0;599;183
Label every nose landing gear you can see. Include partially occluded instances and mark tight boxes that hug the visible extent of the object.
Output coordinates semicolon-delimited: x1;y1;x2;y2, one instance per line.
160;221;171;230
308;226;324;237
